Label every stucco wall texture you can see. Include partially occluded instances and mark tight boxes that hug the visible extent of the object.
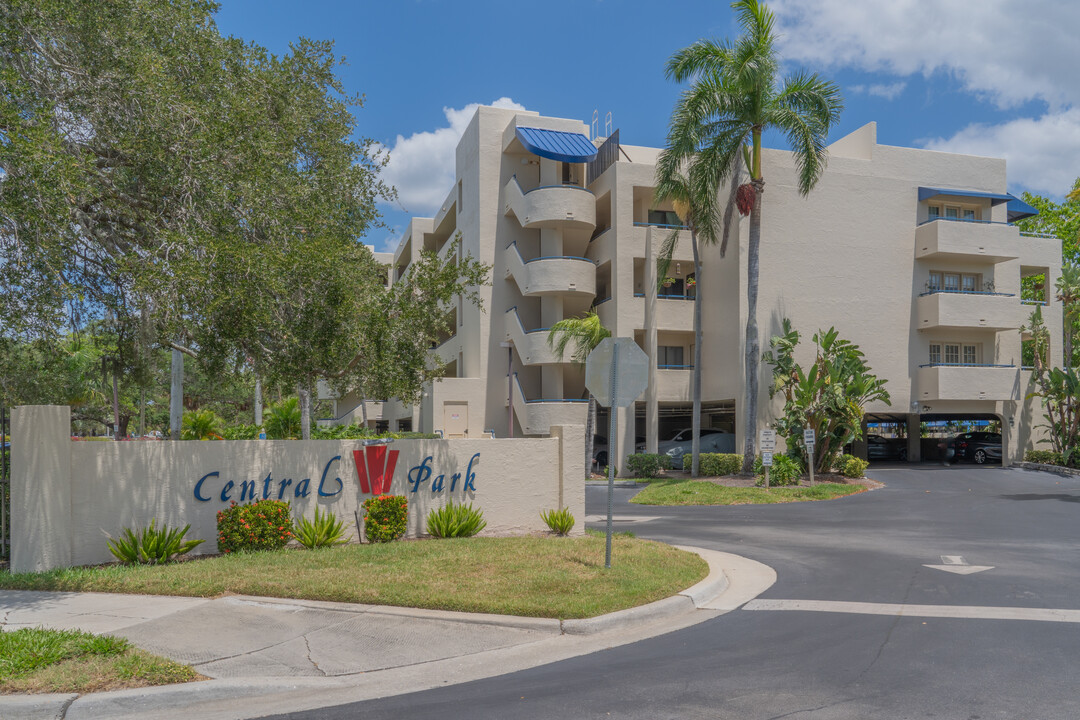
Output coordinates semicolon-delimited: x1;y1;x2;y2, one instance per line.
10;406;585;573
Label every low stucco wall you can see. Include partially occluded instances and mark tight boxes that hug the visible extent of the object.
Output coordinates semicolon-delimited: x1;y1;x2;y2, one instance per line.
10;406;585;573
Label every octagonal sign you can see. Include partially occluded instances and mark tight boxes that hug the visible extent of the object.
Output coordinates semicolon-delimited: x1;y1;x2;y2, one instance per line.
586;337;649;408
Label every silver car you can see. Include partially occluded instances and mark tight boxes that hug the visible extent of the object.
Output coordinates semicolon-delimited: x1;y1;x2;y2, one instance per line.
637;428;737;469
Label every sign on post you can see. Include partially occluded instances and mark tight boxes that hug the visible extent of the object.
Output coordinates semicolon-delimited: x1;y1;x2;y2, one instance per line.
759;429;776;489
586;337;649;569
762;452;773;466
803;428;816;486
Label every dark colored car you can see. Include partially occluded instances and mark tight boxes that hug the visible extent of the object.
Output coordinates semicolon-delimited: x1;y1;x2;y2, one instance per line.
867;434;908;461
943;432;1002;464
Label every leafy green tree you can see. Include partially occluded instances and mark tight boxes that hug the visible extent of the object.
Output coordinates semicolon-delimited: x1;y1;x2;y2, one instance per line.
547;311;612;477
662;0;842;472
1015;178;1080;261
763;320;891;473
180;409;224;441
1024;306;1080;463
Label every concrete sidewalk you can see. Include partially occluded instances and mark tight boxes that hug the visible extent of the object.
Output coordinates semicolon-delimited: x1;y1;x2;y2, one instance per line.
0;547;775;720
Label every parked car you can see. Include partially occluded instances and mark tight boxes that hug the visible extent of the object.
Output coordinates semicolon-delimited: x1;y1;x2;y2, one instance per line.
636;428;737;470
592;435;644;470
941;432;1002;464
867;434;908;461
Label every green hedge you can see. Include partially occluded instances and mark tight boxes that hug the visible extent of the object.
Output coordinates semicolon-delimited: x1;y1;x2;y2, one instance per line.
1025;450;1067;467
836;454;869;478
753;454;802;486
625;453;671;478
682;453;743;476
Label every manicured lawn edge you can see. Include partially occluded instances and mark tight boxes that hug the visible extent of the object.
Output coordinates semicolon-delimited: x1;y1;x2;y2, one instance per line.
0;627;200;695
0;536;709;620
630;480;867;506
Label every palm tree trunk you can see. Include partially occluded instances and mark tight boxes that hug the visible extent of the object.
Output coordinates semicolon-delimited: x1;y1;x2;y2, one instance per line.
585;395;596;480
691;228;702;477
298;382;311;440
741;180;764;473
1065;311;1075;369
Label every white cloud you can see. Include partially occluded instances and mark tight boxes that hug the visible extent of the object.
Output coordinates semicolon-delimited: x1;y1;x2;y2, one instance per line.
922;109;1080;197
380;97;527;214
850;82;907;100
769;0;1080;109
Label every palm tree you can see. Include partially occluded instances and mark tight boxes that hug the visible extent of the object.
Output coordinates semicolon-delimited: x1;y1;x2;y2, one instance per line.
547;311;612;478
662;0;842;472
1055;261;1080;367
264;396;301;439
180;409;224;440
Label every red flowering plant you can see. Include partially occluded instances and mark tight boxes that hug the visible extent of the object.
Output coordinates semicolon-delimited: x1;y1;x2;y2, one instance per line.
216;499;294;553
361;494;408;543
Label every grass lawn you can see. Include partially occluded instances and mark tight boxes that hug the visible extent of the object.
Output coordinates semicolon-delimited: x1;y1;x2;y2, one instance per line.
0;535;708;620
631;479;867;506
0;627;199;695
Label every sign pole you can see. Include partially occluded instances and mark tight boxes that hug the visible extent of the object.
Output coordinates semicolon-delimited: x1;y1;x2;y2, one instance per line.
803;428;816;487
605;350;620;569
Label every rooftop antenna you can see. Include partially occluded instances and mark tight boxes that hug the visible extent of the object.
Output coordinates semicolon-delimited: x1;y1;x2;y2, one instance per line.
605;112;612;138
591;110;598;141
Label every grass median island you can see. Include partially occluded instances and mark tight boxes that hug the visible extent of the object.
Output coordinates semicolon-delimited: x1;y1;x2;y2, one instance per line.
0;627;200;695
631;479;867;506
0;535;708;620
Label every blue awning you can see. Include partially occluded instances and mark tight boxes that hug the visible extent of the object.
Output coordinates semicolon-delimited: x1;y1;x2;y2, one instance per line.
918;187;1013;205
1006;194;1039;222
516;126;598;163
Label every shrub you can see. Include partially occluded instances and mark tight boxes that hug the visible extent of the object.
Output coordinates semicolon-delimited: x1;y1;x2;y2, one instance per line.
106;521;204;564
312;424;441;440
837;454;870;478
180;409;223;440
625;453;671;478
598;464;618;478
684;453;743;477
294;507;349;549
362;494;408;543
754;453;803;486
540;507;575;535
1025;450;1066;466
216;499;294;553
426;500;487;538
221;424;261;440
264;397;301;439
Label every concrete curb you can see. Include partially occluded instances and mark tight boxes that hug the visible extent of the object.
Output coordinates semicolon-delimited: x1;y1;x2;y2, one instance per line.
1015;461;1080;477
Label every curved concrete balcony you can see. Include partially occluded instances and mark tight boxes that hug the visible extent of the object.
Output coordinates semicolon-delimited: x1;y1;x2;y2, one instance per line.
511;374;588;436
917;364;1020;402
503;176;596;231
916;291;1022;332
504;308;564;365
505;242;596;298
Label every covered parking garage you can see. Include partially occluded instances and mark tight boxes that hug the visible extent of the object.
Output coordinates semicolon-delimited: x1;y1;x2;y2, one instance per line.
857;412;1003;465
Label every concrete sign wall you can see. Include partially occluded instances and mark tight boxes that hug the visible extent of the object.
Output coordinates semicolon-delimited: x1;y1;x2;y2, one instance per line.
10;406;585;573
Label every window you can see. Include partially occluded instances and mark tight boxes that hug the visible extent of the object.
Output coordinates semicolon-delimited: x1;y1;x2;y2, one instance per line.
944;273;960;292
945;344;960;364
963;345;978;364
929;344;942;364
962;274;978;293
928;272;942;292
648;209;681;227
658;346;685;368
963;209;976;221
946;207;960;219
928;205;941;219
457;180;463;211
930;342;983;365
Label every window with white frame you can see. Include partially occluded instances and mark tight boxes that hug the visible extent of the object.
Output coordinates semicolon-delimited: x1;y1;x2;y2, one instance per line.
928;271;983;293
929;342;981;365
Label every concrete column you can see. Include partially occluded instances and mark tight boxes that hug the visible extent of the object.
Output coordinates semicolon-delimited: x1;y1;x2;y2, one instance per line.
615;405;636;477
550;424;585;532
11;405;72;573
645;229;659;454
907;414;922;462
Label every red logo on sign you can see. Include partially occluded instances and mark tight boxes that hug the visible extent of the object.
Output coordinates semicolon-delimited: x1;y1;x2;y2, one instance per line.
353;445;400;494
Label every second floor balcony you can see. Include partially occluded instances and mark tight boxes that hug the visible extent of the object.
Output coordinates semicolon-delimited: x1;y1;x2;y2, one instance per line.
915;218;1021;264
917;363;1020;402
916;290;1021;332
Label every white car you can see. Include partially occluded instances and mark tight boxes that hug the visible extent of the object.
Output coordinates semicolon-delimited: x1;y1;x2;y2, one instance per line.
637;428;736;469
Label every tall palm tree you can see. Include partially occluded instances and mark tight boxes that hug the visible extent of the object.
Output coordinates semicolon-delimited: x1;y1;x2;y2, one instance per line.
662;0;842;472
547;311;612;478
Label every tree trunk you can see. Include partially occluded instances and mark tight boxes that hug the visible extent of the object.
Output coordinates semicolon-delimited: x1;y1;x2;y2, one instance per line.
1065;310;1075;369
585;395;596;480
138;386;145;437
690;227;702;478
170;347;183;440
112;364;121;440
741;180;764;473
298;382;312;440
360;396;369;428
254;377;263;426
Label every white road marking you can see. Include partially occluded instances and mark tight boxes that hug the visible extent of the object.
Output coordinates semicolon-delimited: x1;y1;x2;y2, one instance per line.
744;599;1080;623
924;555;993;574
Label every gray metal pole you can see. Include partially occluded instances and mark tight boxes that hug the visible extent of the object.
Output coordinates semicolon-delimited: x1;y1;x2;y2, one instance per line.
170;347;183;440
605;350;620;569
254;377;263;426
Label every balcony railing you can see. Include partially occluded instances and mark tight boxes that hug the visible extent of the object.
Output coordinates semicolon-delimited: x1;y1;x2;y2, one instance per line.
633;293;695;300
919;362;1016;369
659;364;694;369
918;217;1012;228
1020;299;1049;305
633;221;689;230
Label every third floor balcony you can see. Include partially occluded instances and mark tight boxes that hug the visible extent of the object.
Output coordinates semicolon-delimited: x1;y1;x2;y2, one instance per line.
915;218;1021;264
916;290;1022;332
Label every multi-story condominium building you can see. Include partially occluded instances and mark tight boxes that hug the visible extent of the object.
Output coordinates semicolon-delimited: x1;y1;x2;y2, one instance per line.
324;105;1061;469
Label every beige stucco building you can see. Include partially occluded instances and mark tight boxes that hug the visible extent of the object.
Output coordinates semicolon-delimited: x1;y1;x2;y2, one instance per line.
324;105;1061;470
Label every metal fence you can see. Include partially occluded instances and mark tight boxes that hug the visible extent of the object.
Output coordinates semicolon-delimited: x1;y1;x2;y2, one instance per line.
1;406;9;564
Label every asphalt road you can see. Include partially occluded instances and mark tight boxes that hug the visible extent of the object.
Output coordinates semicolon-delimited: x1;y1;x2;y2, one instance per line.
259;465;1080;719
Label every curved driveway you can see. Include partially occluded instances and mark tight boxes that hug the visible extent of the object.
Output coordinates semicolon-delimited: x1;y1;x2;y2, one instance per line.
264;465;1080;719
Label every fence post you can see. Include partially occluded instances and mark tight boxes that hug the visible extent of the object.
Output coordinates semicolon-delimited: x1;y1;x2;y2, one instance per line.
11;406;72;573
549;425;586;535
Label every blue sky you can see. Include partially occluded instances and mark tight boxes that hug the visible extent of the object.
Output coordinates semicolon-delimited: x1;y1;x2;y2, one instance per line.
213;0;1080;252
